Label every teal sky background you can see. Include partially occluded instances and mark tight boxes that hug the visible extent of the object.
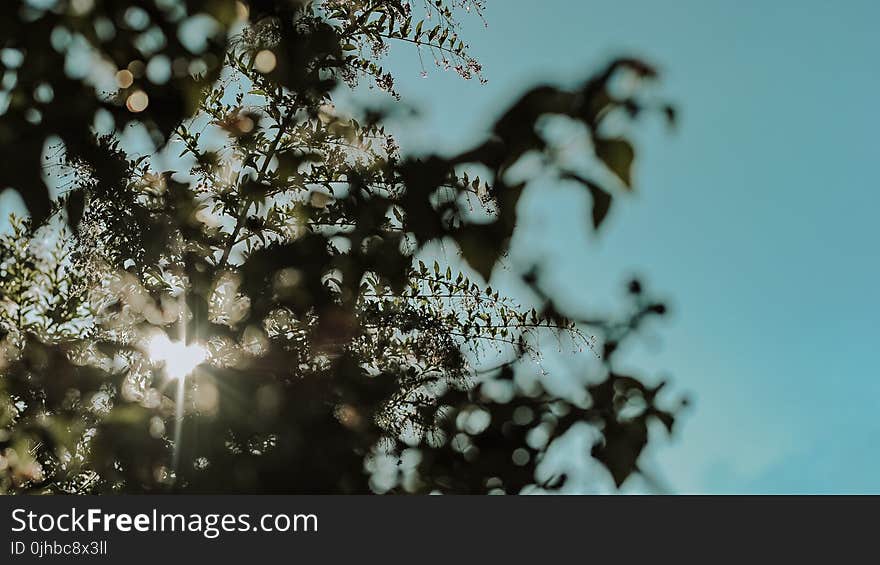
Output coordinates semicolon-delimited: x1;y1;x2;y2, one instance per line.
2;0;877;493
380;0;880;493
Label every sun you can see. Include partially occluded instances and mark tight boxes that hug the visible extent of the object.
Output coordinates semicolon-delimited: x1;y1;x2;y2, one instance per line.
146;332;207;379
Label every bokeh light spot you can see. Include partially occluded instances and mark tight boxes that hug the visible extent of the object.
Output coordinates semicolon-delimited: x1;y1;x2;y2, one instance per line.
254;50;276;73
115;69;134;88
126;90;149;112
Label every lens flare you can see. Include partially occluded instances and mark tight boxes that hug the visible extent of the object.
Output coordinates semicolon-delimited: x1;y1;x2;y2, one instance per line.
146;332;206;379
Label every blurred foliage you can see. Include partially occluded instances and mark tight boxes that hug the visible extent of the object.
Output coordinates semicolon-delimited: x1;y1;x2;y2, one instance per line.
0;0;683;494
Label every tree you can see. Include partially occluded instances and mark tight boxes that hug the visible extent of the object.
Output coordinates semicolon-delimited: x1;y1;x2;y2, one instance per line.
0;0;683;494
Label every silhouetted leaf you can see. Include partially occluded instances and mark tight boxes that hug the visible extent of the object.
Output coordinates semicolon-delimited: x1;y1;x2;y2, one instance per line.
562;172;613;229
595;137;635;188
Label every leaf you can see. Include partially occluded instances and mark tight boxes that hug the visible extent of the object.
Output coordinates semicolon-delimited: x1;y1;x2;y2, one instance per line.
561;172;612;230
587;183;612;230
455;226;501;281
595;137;635;188
241;179;271;200
591;418;648;487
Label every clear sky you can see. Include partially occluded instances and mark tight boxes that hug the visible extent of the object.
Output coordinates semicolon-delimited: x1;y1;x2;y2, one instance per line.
2;0;877;493
380;0;880;493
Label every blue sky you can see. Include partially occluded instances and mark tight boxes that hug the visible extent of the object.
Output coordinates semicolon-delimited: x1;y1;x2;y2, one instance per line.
379;0;880;492
2;0;877;493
